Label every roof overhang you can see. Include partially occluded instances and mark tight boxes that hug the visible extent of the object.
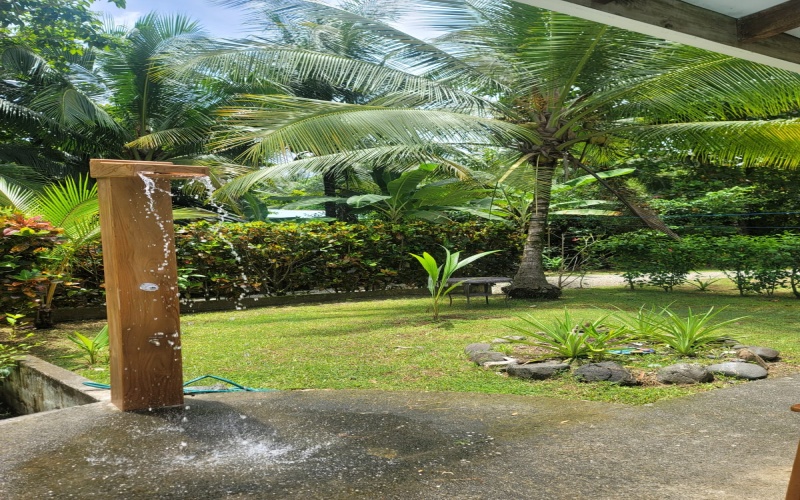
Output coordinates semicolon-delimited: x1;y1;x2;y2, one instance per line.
514;0;800;73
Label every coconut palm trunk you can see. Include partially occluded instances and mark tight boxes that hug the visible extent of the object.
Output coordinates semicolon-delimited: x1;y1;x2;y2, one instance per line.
507;156;561;299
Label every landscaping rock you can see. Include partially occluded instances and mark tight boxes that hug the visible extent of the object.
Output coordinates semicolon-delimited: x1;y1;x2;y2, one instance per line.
748;346;780;361
707;362;768;380
507;363;570;380
469;351;508;365
465;343;492;355
736;348;769;369
657;364;713;385
732;345;780;361
574;361;638;385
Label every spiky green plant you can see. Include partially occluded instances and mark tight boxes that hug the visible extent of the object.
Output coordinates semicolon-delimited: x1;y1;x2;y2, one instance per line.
410;246;498;321
643;307;744;356
506;309;629;361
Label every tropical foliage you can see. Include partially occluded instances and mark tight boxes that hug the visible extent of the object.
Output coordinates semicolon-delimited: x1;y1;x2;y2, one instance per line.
410;246;498;321
189;0;800;299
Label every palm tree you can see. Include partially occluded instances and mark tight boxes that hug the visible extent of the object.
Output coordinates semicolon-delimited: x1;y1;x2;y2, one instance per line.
164;0;800;298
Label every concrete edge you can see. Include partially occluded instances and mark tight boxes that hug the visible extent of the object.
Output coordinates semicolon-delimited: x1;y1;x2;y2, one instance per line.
0;355;110;416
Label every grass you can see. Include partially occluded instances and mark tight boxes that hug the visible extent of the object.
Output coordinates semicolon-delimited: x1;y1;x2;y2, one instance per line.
15;281;800;406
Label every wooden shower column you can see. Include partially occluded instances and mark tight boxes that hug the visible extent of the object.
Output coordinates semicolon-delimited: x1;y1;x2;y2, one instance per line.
90;160;209;411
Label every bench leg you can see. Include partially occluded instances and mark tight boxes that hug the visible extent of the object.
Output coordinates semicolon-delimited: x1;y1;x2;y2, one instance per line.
484;283;490;304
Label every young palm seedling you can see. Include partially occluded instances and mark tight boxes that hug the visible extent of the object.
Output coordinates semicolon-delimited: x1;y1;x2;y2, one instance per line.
410;246;498;321
67;325;109;365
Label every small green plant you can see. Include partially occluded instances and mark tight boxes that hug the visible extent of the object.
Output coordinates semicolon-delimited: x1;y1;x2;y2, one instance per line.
614;304;665;339
642;306;744;357
410;246;498;321
1;313;35;378
506;309;629;361
67;325;109;365
686;277;720;292
493;343;515;356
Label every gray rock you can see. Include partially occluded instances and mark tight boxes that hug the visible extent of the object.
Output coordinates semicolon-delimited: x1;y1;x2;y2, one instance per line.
469;351;507;365
748;346;780;361
732;345;779;361
707;362;768;380
736;348;769;369
492;338;511;344
657;364;713;384
465;343;492;354
507;363;570;380
574;361;638;386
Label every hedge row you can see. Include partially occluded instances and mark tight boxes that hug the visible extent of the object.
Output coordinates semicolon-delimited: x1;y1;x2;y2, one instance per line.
65;220;525;303
593;231;800;295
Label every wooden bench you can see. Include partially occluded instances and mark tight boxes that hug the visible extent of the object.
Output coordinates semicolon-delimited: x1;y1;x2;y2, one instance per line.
445;277;513;304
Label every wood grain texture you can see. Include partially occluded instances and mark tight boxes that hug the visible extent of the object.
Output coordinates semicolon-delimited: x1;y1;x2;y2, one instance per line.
737;0;800;42
94;161;188;411
517;0;800;72
90;160;209;179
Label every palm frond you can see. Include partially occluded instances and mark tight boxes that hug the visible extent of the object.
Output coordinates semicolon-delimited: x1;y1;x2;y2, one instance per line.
628;119;800;169
33;175;100;242
0;177;37;210
213;94;538;165
214;142;479;200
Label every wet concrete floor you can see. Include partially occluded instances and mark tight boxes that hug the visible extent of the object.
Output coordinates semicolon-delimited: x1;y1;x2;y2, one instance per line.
1;377;799;499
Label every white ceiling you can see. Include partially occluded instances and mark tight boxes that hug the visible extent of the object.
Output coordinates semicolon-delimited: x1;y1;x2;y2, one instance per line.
683;0;800;38
517;0;800;73
682;0;787;19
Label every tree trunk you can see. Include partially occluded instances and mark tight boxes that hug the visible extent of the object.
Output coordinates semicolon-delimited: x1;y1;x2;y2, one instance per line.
323;171;338;218
507;159;562;300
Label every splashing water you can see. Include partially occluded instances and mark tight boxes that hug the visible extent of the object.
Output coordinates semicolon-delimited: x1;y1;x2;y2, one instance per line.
195;175;252;310
138;172;173;272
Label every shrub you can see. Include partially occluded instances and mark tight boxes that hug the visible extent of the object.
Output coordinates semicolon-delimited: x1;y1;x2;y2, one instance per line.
640;306;744;356
710;236;792;296
0;209;64;320
593;232;709;291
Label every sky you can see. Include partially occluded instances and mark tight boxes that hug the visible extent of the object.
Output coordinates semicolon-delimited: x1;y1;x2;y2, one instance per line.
94;0;253;38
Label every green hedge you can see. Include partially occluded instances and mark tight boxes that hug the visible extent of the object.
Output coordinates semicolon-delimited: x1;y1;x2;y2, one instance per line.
593;230;800;296
64;220;524;303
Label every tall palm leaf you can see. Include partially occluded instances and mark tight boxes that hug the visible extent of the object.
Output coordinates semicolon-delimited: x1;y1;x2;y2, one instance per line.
209;0;800;298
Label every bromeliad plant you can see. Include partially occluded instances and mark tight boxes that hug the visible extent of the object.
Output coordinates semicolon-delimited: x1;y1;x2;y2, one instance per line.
506;309;630;361
642;306;744;357
410;247;498;321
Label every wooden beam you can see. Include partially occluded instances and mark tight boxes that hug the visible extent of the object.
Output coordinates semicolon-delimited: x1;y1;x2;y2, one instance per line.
90;159;209;412
514;0;800;74
737;0;800;43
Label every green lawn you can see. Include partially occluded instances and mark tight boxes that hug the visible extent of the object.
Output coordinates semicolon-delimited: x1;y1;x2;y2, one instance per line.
22;282;800;405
